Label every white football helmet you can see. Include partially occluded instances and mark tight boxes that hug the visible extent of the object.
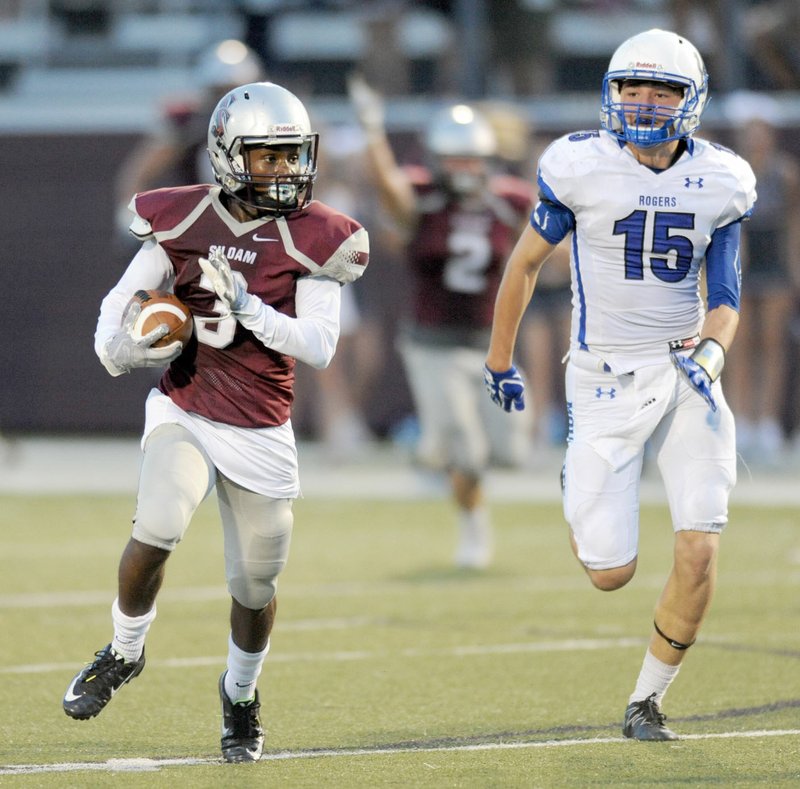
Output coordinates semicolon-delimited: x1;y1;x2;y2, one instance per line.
424;104;497;194
208;82;318;215
600;28;708;148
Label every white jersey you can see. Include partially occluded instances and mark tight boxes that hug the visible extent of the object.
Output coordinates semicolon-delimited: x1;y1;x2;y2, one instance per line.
536;130;756;374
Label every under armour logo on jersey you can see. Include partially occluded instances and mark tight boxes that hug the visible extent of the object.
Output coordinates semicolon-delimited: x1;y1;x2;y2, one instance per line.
533;203;549;231
595;387;616;399
684;177;704;189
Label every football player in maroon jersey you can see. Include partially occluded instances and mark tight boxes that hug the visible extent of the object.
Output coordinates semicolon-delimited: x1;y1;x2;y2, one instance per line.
349;75;533;569
63;82;369;763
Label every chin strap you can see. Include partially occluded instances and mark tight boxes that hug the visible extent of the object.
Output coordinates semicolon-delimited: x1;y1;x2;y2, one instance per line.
654;620;695;651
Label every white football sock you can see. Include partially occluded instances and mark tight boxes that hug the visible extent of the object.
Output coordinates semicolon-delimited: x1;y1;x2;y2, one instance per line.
111;597;156;663
629;649;681;705
455;507;492;568
224;633;270;704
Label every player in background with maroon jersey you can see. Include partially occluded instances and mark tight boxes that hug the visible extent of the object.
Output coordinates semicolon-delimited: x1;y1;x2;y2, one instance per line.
348;75;533;569
63;82;369;763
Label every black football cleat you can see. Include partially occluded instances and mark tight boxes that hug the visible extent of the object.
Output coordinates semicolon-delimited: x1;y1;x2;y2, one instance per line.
63;644;145;720
623;693;679;741
219;672;264;763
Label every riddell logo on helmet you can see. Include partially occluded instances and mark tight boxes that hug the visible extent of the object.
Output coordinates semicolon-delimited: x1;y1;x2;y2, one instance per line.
630;61;663;70
271;124;300;133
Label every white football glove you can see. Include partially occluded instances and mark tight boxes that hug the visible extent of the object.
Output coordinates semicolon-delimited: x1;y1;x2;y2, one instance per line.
198;248;251;314
347;73;385;133
102;301;182;376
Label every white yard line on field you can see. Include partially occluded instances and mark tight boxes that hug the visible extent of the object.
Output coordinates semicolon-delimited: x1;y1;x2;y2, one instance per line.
2;564;797;611
1;728;799;775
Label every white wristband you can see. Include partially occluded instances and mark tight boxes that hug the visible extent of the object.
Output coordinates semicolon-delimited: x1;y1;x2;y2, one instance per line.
692;338;725;382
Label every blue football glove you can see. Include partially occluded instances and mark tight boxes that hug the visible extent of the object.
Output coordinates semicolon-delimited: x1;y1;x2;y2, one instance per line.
483;364;526;412
671;338;725;413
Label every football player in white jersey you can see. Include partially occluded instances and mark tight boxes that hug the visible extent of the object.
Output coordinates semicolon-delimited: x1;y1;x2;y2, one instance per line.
483;29;756;740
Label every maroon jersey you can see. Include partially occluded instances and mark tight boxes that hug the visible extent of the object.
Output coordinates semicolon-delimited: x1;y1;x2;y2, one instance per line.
404;167;533;340
132;185;368;428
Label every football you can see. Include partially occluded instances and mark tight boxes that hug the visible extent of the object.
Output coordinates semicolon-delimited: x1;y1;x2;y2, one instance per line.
125;289;194;348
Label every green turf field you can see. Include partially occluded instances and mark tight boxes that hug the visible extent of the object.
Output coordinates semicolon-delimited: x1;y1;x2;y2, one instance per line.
0;493;798;787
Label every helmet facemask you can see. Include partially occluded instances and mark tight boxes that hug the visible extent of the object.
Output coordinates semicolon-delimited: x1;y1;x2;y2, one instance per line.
602;75;701;147
217;138;318;215
436;157;491;197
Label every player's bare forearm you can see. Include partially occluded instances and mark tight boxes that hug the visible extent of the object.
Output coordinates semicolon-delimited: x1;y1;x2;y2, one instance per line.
701;304;739;351
364;135;416;229
348;73;417;229
487;282;530;370
486;226;555;370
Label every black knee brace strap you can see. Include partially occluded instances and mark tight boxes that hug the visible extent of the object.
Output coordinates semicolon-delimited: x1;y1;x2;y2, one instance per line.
654;620;695;651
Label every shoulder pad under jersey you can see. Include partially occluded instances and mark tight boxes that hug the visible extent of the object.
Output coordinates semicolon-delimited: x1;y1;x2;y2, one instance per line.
283;202;369;285
127;195;154;239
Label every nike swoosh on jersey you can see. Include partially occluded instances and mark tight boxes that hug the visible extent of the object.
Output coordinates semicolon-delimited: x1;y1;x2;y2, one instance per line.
252;234;278;242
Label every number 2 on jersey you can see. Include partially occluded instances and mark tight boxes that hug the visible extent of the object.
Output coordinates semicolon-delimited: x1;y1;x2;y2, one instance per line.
613;210;695;283
443;228;492;294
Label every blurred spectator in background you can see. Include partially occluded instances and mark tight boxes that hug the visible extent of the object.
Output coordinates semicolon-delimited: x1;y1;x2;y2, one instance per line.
742;0;800;89
348;73;534;569
351;1;458;97
114;39;266;246
520;241;572;450
293;121;386;458
723;91;800;464
674;0;800;92
477;100;536;178
0;1;21;19
487;0;555;95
